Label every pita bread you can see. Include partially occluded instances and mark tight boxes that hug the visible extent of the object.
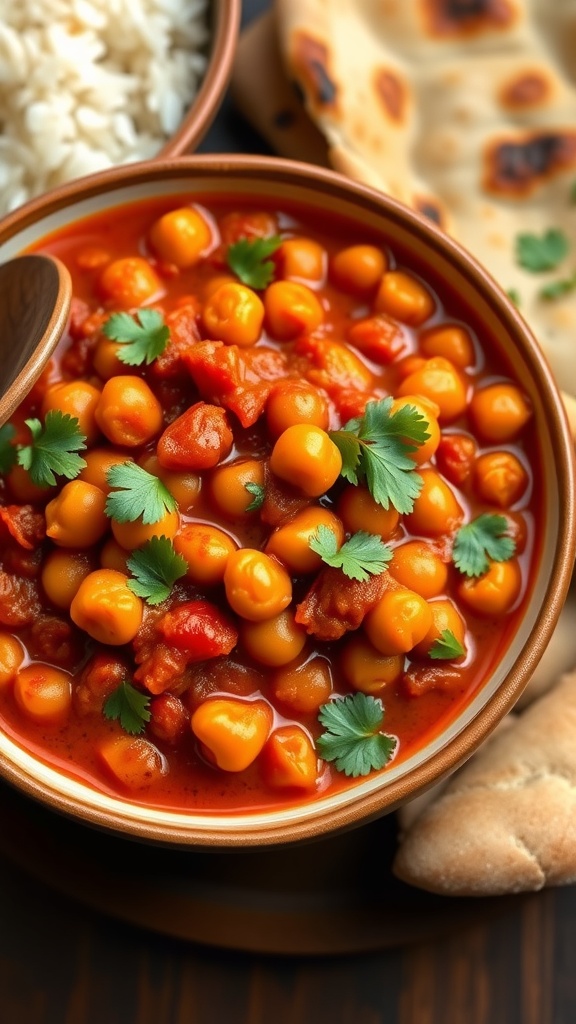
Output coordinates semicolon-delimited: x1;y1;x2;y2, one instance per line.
276;0;576;398
393;670;576;895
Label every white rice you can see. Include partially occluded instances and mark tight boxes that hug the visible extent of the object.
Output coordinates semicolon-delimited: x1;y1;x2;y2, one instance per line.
0;0;210;215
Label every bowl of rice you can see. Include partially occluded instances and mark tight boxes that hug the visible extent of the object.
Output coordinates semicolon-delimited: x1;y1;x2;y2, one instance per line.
0;0;240;217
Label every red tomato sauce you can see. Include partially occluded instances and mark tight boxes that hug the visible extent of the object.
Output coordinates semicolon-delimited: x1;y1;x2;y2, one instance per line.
0;196;542;813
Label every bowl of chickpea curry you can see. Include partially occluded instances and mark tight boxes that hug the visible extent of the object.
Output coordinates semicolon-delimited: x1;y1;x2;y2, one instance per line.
0;156;572;847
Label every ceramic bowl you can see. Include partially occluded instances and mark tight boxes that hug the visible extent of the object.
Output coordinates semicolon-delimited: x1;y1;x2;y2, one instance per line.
0;155;574;847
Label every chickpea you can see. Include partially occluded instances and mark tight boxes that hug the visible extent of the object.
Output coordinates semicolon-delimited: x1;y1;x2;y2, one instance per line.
473;451;529;507
390;395;441;465
6;465;53;504
191;697;273;772
41;380;101;446
201;273;237;300
95;376;163;447
0;633;24;689
265;507;345;575
264;280;324;340
374;271;435;325
389;540;448;598
70;569;144;645
99;537;131;574
330;245;387;294
98;257;163;308
364;588;433;656
14;664;72;723
223;549;292;621
240;609;307;667
266;382;329;437
470;383;532;442
396;356;468;423
111;508;179;551
405;468;464;537
139;453;201;513
413;598;467;658
278;237;325;283
270;425;342;497
92;336;132;380
41;549;95;609
208;458;265;518
262;726;319;791
341;634;404;695
76;246;110;271
337;485;400;540
270;655;333;713
45;480;108;548
149;206;212;268
420;324;475;369
79;449;133;494
202;282;264;347
99;736;167;789
174;524;237;586
458;559;522;616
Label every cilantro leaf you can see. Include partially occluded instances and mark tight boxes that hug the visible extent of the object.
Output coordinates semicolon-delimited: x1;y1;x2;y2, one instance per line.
17;411;87;486
103;680;151;736
429;629;466;660
538;274;576;301
105;462;177;525
515;229;569;273
102;309;170;366
244;481;265;512
329;397;430;514
316;693;398;778
0;423;17;474
309;525;392;582
226;235;282;289
127;535;187;605
452;513;516;578
570;181;576;204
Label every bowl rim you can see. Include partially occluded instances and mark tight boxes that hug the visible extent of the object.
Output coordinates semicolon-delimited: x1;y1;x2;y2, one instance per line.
158;0;242;158
0;154;574;847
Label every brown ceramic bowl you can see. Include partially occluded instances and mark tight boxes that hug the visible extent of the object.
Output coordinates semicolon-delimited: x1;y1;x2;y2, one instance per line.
160;0;241;157
0;155;574;848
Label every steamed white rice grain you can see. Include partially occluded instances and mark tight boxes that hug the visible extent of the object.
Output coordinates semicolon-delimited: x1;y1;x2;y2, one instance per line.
0;0;210;215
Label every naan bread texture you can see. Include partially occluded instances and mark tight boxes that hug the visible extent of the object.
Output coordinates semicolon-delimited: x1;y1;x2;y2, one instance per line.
276;0;576;397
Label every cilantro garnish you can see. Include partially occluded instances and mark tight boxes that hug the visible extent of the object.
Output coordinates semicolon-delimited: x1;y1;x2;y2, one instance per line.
102;309;170;366
309;525;392;582
329;397;430;514
16;411;87;487
515;229;569;273
429;629;465;661
506;288;521;307
126;536;187;606
103;680;151;736
105;462;177;525
0;423;17;474
316;693;398;778
570;181;576;204
244;481;265;512
538;274;576;301
226;235;282;289
452;513;516;578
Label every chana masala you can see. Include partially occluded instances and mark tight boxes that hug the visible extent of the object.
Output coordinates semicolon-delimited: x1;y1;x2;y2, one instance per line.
0;197;540;812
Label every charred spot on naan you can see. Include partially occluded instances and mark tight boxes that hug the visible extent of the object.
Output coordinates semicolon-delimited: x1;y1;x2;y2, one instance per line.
499;69;555;110
484;130;576;197
413;196;448;230
373;68;409;124
421;0;519;38
289;32;339;113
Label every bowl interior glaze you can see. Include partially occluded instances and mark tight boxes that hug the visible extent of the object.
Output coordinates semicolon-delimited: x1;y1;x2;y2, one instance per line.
0;156;573;847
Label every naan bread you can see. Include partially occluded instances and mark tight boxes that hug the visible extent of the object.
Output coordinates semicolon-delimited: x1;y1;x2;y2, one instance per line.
276;0;576;397
393;670;576;895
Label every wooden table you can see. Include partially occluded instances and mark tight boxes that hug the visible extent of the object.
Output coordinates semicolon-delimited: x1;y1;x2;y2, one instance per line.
2;2;575;1020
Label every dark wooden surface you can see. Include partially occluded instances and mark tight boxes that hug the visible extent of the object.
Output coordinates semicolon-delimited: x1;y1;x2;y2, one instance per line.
2;1;576;1020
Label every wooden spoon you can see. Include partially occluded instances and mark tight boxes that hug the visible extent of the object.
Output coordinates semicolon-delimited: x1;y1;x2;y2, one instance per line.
0;254;72;428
